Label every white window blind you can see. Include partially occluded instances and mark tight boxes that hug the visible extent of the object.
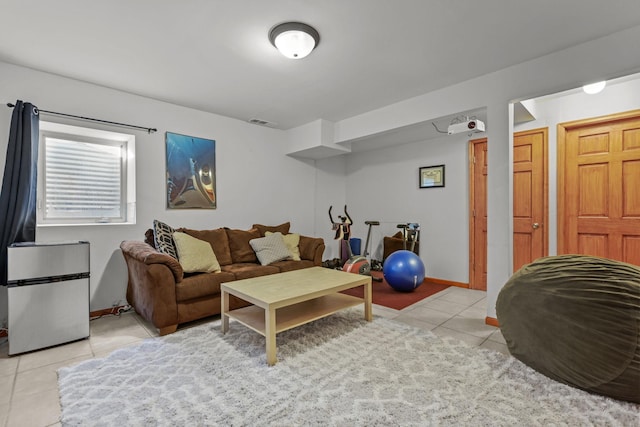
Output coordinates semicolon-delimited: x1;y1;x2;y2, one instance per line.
44;137;123;220
38;121;136;226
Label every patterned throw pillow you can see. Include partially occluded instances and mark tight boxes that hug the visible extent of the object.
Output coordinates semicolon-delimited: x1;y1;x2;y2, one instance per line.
266;231;301;261
153;219;179;260
249;232;293;266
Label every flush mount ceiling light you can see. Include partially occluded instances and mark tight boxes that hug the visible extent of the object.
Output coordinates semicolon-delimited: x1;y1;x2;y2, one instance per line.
269;22;320;59
583;81;607;94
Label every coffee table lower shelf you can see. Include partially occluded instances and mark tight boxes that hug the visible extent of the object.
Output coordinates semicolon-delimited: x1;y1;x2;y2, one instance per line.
226;293;363;336
221;267;372;365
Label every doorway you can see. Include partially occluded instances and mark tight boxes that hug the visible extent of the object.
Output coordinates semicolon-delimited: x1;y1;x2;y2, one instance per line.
558;109;640;265
469;138;487;290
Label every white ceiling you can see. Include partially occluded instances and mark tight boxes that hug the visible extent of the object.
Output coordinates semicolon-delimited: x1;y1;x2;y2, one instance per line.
2;1;640;130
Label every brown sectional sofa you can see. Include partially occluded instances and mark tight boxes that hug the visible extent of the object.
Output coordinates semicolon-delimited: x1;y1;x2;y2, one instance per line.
120;223;325;335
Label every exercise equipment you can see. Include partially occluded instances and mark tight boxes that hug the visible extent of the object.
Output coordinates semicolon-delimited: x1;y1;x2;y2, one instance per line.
383;250;425;292
396;223;420;252
329;205;382;281
383;223;420;260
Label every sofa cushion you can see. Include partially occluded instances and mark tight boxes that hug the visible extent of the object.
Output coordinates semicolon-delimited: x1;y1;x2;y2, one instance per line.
172;232;221;273
153;219;179;260
179;228;233;266
266;231;301;261
271;259;315;273
225;228;260;263
298;235;324;262
253;222;290;237
175;271;235;302
221;263;280;281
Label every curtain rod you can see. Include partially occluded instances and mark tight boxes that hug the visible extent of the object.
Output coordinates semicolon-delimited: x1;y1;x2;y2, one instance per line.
6;103;157;134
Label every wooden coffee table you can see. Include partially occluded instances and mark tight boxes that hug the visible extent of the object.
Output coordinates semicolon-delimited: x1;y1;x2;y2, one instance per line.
221;266;372;366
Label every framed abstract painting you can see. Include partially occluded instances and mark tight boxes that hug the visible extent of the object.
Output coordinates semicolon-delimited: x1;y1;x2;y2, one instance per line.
165;132;216;209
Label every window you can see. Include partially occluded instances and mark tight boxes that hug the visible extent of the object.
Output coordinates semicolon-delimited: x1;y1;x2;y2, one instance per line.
38;122;136;225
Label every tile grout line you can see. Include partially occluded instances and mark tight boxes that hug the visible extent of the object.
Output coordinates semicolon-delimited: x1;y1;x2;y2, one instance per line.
4;357;19;427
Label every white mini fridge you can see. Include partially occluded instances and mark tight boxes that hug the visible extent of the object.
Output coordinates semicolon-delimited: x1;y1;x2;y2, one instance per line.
7;241;90;355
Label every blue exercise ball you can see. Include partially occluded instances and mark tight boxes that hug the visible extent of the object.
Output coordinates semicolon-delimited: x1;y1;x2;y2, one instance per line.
383;250;426;292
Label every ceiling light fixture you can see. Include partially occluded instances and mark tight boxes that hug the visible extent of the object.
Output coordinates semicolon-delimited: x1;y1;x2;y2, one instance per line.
269;22;319;59
582;81;606;94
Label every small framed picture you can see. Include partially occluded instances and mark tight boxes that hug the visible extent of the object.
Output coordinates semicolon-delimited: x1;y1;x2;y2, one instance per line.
419;164;445;188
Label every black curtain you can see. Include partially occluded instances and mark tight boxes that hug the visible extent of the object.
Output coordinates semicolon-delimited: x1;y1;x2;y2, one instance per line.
0;100;39;286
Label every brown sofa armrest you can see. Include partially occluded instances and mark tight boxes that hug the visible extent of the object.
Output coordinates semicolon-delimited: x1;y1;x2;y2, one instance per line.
298;235;325;266
120;240;181;331
120;240;183;282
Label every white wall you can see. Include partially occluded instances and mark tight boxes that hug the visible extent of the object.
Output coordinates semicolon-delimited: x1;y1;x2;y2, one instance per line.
514;75;640;257
0;61;320;324
343;133;471;283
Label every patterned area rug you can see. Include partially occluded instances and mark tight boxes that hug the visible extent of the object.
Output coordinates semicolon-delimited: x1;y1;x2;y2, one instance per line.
58;310;638;426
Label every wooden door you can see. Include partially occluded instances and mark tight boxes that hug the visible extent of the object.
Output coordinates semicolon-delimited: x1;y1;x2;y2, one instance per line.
513;128;548;272
469;138;488;290
558;110;640;266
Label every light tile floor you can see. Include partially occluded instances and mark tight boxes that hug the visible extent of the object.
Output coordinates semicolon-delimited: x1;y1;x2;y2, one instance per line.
0;286;507;427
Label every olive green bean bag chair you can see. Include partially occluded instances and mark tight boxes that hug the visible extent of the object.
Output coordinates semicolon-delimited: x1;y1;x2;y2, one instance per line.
496;255;640;403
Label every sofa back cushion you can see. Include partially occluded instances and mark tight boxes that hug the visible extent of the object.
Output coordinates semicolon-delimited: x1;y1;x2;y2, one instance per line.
225;228;260;263
179;228;233;266
144;229;156;248
252;222;290;237
298;235;324;264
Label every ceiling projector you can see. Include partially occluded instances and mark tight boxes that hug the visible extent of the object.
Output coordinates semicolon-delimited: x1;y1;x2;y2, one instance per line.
447;119;486;135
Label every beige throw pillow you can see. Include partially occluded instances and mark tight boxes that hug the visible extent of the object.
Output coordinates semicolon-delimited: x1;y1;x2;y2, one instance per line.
266;231;301;261
172;232;221;273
